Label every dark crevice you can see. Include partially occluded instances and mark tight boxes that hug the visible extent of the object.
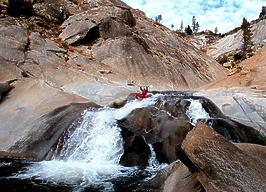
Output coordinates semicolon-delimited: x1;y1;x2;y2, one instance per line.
0;80;17;103
119;128;151;167
176;148;198;173
72;26;100;46
7;0;35;16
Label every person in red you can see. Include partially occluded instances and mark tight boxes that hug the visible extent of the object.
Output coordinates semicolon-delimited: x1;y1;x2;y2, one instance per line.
136;86;152;100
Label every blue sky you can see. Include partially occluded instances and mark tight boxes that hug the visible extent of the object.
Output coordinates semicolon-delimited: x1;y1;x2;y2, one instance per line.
123;0;266;33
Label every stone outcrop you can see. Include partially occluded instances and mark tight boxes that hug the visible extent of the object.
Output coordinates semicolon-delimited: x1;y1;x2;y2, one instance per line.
0;79;90;160
200;88;266;134
182;123;266;192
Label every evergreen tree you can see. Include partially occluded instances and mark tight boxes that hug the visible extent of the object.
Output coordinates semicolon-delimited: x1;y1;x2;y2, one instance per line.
157;14;162;23
214;27;218;34
180;20;184;31
171;24;174;30
241;17;253;57
155;16;158;22
192;16;196;32
259;6;266;18
185;25;193;35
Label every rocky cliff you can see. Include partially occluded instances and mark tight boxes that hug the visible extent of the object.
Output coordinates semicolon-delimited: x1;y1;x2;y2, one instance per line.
0;0;226;91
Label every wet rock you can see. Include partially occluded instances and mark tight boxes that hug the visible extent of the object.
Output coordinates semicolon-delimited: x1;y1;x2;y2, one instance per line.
0;79;89;160
120;129;150;167
9;102;99;160
182;123;266;192
119;96;193;163
119;93;266;164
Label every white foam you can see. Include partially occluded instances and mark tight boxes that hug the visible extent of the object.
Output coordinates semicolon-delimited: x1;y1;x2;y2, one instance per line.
186;99;210;126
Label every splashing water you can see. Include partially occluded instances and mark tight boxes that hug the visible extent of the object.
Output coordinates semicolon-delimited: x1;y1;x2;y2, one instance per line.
16;95;161;189
186;99;210;126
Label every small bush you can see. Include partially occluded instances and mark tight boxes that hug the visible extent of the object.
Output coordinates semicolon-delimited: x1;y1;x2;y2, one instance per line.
233;51;246;62
217;55;229;64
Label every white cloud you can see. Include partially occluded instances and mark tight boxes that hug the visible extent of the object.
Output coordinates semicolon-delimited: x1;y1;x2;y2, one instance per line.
123;0;266;33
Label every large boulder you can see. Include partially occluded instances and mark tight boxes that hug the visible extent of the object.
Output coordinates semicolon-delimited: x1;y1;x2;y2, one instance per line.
182;123;266;192
59;6;135;45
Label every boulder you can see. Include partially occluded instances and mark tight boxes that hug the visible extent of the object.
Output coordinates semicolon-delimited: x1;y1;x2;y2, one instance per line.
182;123;266;192
142;161;204;192
59;7;135;44
119;96;193;163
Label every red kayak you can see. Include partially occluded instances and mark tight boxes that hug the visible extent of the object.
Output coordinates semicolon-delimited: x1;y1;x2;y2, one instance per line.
136;86;152;100
136;93;152;100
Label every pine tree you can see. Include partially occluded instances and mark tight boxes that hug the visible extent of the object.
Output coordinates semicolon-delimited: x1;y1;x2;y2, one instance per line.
157;14;162;23
192;16;196;32
155;16;158;22
180;20;184;31
214;27;218;34
259;6;266;18
171;24;174;30
185;25;193;35
241;17;253;58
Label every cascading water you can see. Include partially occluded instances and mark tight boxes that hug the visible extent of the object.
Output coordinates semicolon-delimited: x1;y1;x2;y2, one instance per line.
186;99;210;126
15;95;161;190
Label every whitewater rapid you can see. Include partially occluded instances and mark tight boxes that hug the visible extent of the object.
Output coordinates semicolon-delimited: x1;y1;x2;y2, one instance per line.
186;99;210;126
16;95;161;189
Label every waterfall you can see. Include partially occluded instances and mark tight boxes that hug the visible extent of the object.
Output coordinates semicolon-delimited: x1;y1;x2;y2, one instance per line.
186;99;210;126
16;95;160;188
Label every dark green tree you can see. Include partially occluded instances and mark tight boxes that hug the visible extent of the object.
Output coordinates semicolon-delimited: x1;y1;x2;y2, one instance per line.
185;25;193;35
259;6;266;18
241;17;253;58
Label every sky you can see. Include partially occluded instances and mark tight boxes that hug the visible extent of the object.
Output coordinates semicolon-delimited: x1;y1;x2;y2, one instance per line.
122;0;266;33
